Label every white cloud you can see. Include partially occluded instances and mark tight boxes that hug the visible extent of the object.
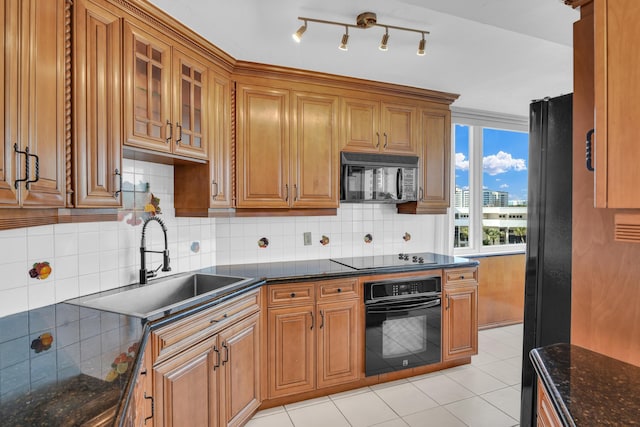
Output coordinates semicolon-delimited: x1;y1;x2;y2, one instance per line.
455;153;469;171
483;151;527;176
500;184;509;189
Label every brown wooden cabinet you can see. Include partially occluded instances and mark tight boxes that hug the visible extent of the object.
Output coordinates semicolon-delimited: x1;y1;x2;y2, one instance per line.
121;338;153;427
592;0;640;208
443;267;478;361
536;378;562;427
342;97;417;155
150;289;261;427
73;0;123;208
0;0;66;209
123;20;208;160
266;278;360;399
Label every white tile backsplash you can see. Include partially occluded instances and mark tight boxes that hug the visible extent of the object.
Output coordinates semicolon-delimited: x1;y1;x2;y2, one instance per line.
0;159;448;318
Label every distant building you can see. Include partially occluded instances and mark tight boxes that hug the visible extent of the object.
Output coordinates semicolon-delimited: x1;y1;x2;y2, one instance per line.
454;187;509;208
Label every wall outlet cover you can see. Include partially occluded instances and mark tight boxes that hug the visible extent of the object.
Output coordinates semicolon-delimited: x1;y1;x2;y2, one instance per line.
303;232;312;246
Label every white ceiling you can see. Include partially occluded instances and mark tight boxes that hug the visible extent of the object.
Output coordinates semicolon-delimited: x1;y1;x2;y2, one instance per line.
148;0;579;117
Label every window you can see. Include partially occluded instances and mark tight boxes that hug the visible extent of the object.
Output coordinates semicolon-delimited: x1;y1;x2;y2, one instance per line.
451;112;528;254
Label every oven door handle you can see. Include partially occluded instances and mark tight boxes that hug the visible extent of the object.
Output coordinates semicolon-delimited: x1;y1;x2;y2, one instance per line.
366;299;440;313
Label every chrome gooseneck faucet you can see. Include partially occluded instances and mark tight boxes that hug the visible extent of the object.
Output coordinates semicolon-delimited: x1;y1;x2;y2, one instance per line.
139;216;171;284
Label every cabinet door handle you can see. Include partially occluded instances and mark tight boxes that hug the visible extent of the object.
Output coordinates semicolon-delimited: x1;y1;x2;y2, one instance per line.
114;168;122;198
213;345;221;370
176;122;182;144
376;132;380;148
310;311;314;330
294;184;298;201
319;310;325;329
419;187;424;202
445;294;450;310
166;120;172;144
383;132;388;148
212;180;219;198
285;184;289;202
144;392;154;425
25;150;39;189
337;288;342;293
222;342;229;365
209;313;228;324
586;129;595;172
290;292;296;298
14;143;29;189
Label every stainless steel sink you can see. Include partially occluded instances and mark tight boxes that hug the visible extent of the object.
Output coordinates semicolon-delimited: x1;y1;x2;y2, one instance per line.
65;273;255;319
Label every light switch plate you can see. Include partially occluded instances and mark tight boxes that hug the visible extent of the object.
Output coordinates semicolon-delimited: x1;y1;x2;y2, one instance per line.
303;232;312;246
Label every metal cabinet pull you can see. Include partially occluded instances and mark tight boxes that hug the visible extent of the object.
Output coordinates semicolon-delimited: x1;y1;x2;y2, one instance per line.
319;310;325;329
294;184;298;201
222;342;229;365
310;311;314;330
290;292;296;298
114;169;122;197
419;187;424;202
211;180;219;198
586;129;595;172
213;345;221;370
176;122;182;144
14;144;29;189
25;150;39;189
144;392;154;424
383;132;388;148
166;120;172;144
209;313;228;324
337;288;342;293
285;184;289;202
445;294;450;310
376;132;380;148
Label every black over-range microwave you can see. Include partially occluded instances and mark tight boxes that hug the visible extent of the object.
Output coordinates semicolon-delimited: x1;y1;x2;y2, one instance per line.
340;152;419;203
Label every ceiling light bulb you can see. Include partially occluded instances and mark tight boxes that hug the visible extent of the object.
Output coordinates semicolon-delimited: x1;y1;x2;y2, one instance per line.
339;28;349;51
379;30;389;51
417;37;426;56
292;22;307;42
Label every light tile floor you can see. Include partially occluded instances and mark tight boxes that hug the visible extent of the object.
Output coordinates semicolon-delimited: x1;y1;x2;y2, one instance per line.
247;323;523;427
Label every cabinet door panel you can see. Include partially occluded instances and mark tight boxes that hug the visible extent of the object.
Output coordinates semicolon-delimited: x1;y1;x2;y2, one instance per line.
173;49;208;159
219;313;261;427
342;98;380;152
73;0;122;207
443;285;478;361
317;299;360;388
381;103;417;155
20;0;65;207
267;305;315;398
124;22;171;152
210;72;232;208
291;92;339;208
420;109;450;210
236;85;289;208
153;337;217;427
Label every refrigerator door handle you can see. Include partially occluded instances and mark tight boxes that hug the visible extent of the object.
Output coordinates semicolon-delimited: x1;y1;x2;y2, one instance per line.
586;129;595;172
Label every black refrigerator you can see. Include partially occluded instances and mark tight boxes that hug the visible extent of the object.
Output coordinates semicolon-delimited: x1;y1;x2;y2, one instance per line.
520;94;572;427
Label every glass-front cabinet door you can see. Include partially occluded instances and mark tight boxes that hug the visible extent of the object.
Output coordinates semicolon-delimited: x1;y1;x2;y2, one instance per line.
173;49;208;159
124;22;171;153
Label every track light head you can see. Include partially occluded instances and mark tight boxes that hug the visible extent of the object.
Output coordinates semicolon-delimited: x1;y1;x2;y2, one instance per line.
379;28;389;51
417;35;426;56
292;21;307;42
339;27;349;51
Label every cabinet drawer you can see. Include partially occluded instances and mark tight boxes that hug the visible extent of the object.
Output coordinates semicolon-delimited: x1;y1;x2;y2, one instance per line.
317;278;359;301
268;283;314;307
445;268;478;285
152;288;260;362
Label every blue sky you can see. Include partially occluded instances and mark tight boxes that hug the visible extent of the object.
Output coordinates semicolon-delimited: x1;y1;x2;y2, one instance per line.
454;125;529;203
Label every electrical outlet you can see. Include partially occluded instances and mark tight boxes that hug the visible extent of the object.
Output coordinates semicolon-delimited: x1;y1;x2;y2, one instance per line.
303;232;312;246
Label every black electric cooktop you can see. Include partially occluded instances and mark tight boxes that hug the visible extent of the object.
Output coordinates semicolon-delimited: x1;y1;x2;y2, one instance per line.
330;253;438;270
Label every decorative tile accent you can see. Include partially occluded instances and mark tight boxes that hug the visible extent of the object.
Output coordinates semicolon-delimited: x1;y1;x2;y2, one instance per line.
258;237;269;248
403;232;412;242
364;234;373;244
105;342;138;383
30;332;53;354
190;241;200;253
28;262;51;280
118;179;162;226
320;235;330;246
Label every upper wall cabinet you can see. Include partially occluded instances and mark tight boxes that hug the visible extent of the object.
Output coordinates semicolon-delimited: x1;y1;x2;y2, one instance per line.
123;21;208;160
0;0;66;209
73;0;123;208
342;97;417;155
593;0;640;208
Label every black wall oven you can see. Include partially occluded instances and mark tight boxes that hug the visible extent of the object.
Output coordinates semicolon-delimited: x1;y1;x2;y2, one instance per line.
364;275;441;376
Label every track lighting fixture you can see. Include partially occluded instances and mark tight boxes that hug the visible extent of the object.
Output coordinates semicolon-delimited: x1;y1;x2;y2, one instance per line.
292;12;430;56
379;28;389;51
292;20;307;43
339;27;349;51
417;34;426;56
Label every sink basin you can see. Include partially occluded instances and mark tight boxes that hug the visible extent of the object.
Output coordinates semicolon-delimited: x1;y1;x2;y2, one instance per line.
66;273;255;319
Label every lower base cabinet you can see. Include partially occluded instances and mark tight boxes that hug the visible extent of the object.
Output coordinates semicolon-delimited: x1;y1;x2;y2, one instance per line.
443;268;479;361
536;378;562;427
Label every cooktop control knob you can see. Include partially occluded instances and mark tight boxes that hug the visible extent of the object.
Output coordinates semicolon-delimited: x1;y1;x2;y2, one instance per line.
412;256;418;262
398;253;405;259
403;254;409;261
418;257;424;264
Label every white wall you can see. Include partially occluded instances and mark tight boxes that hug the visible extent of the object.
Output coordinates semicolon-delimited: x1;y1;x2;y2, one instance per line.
0;159;447;318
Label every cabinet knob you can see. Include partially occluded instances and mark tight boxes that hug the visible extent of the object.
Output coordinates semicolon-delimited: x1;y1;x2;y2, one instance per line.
460;275;465;279
337;288;342;293
290;292;296;298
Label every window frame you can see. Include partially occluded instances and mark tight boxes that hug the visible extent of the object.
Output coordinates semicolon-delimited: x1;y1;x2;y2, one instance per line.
448;108;529;257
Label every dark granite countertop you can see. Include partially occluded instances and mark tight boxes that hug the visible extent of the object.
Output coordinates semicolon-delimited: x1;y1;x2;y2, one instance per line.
0;254;476;426
530;343;640;426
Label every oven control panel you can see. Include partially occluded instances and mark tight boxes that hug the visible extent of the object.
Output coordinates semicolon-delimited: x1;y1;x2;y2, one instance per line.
364;276;441;302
